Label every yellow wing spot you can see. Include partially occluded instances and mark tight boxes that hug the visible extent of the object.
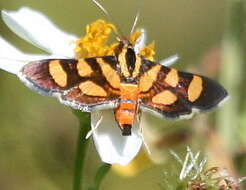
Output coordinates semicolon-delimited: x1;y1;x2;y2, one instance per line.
165;69;179;87
97;58;120;89
49;60;67;87
152;90;177;105
139;65;162;92
132;56;142;78
188;76;203;102
77;59;93;77
118;48;130;77
79;81;107;97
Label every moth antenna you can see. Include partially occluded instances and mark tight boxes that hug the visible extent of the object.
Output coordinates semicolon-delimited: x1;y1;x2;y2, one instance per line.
91;0;110;18
130;11;140;34
90;0;123;38
129;0;145;35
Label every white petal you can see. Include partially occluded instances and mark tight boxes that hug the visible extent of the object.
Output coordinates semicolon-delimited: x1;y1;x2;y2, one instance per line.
0;36;57;74
134;28;146;54
91;110;142;166
159;54;179;67
2;7;77;57
0;58;27;74
0;35;26;57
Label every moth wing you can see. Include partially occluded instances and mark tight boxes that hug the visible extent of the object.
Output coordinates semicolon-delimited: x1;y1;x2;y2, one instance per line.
18;56;121;112
138;58;228;120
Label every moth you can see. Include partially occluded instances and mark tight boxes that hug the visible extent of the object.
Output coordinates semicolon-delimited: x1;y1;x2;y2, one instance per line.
18;38;228;136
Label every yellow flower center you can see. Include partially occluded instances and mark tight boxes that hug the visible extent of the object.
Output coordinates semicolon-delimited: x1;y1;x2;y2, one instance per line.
75;19;156;60
140;42;155;61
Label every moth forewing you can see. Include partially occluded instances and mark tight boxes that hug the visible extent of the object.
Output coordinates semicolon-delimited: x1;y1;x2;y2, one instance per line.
17;58;121;112
138;59;229;120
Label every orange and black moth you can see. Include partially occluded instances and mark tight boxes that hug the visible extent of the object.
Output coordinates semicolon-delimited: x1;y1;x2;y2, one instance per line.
18;38;228;136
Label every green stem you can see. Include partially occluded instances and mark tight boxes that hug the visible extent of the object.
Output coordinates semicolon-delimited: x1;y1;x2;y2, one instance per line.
73;110;91;190
94;164;111;190
218;0;245;153
88;164;111;190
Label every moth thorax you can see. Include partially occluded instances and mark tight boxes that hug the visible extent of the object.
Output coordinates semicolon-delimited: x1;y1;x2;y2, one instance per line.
117;41;137;78
125;48;136;74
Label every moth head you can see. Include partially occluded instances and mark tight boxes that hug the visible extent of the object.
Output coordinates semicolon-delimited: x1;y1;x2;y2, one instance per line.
114;37;134;55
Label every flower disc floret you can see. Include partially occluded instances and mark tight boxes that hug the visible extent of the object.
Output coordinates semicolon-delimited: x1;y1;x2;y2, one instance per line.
75;19;118;58
75;19;156;61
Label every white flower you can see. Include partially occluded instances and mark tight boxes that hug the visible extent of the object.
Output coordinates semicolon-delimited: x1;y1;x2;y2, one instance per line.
91;110;142;165
0;7;145;166
0;7;179;165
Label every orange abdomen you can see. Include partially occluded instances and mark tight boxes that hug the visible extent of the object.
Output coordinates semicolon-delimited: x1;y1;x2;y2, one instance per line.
115;83;139;135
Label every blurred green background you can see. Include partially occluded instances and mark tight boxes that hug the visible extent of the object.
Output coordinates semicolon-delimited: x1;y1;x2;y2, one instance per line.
0;0;246;189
